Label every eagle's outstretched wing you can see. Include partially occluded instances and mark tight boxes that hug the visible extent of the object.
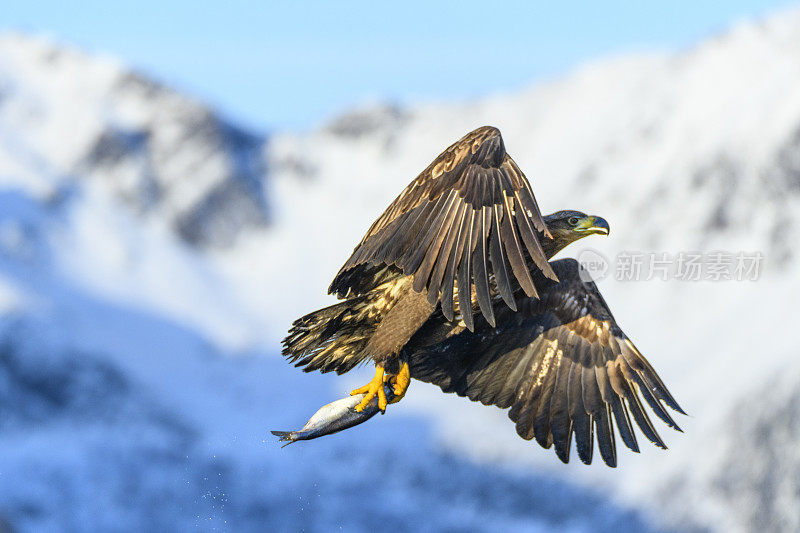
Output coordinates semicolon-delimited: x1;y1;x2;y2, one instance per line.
329;126;556;330
407;259;685;467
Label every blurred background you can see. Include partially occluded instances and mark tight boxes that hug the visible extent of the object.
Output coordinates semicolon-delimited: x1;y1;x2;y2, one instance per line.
1;1;800;531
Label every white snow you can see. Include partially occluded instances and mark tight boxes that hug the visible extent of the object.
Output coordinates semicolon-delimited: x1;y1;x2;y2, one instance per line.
1;5;800;532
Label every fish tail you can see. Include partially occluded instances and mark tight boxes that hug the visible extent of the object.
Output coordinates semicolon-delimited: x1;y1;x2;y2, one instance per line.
281;294;377;374
270;430;298;448
270;430;293;440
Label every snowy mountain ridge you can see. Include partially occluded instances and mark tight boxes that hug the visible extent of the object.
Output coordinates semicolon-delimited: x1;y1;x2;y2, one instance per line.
0;32;270;249
2;7;800;532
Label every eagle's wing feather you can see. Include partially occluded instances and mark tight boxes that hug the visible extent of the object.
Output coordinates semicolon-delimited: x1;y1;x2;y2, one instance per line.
329;126;555;329
407;258;685;467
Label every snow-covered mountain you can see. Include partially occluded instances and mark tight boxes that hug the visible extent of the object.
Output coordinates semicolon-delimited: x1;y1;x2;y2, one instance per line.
0;33;269;249
2;6;800;532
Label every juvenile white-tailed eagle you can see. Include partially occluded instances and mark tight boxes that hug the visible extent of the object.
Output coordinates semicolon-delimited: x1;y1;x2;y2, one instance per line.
282;126;684;466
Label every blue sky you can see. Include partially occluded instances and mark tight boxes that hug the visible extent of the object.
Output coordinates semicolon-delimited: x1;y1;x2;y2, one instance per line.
3;1;797;132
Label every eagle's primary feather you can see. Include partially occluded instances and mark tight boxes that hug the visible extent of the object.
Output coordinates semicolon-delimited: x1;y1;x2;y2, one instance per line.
328;126;555;327
405;259;685;467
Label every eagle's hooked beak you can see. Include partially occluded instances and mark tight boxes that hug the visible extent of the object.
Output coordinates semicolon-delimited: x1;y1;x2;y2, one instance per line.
575;216;610;236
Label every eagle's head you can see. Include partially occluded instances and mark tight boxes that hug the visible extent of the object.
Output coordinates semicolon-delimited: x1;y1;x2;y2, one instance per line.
542;210;610;257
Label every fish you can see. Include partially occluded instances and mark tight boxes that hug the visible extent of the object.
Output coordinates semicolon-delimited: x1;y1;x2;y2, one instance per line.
271;384;395;446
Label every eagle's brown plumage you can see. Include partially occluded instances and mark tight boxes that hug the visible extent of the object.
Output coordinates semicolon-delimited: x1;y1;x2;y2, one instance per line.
283;276;412;374
282;126;684;466
405;259;685;467
329;125;555;329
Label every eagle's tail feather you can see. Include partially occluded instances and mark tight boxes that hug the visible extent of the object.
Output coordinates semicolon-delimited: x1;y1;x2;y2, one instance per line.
282;296;375;374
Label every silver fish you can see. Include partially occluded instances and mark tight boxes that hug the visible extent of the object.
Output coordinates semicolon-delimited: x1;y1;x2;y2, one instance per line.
271;384;395;446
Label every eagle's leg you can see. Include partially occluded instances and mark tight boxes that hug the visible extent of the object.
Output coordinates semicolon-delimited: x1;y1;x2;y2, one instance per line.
351;285;432;412
387;361;410;404
351;365;388;412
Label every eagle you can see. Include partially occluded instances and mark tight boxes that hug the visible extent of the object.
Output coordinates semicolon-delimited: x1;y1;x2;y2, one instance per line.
282;126;684;466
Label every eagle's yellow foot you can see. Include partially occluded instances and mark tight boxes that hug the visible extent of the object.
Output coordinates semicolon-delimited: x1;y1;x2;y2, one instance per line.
388;362;410;405
351;365;387;412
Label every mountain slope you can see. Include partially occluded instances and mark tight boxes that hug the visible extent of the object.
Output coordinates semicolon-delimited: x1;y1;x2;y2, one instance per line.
2;7;800;532
0;32;269;248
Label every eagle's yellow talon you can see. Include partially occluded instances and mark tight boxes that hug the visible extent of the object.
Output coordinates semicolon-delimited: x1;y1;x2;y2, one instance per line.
377;385;388;411
389;362;410;404
351;363;411;411
350;383;372;395
352;365;385;412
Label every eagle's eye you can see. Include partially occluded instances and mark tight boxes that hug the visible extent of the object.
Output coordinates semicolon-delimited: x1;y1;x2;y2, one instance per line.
568;216;580;226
